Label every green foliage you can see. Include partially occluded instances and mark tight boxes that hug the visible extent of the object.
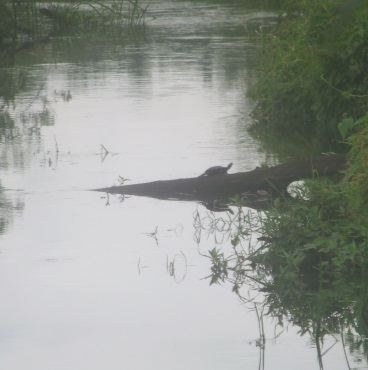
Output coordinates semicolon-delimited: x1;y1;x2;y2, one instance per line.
248;0;368;141
204;247;229;285
204;176;368;338
262;179;368;275
343;114;368;198
203;117;368;339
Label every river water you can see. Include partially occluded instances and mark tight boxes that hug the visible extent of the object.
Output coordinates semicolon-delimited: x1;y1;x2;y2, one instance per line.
0;1;365;370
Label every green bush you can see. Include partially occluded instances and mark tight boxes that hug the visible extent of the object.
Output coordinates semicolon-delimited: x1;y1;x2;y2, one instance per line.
248;0;368;140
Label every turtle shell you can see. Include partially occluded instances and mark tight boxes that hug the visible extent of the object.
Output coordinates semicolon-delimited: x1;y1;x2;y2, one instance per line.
201;163;233;176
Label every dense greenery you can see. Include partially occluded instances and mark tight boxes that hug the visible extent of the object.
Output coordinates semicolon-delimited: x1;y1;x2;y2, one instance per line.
240;0;368;310
203;0;368;353
247;0;368;142
202;113;368;361
203;127;368;344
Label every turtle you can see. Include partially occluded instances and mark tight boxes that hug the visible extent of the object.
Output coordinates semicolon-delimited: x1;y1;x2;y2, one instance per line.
199;163;233;177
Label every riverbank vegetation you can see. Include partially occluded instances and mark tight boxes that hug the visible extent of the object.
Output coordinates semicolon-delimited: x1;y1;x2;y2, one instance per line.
247;0;368;144
203;0;368;353
244;0;368;294
0;0;147;47
244;0;368;304
202;134;368;353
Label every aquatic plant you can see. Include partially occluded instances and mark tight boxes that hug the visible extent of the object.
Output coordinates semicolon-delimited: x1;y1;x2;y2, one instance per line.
199;188;368;364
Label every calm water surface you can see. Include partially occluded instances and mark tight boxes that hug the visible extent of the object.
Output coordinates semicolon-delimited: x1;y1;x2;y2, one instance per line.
0;1;364;369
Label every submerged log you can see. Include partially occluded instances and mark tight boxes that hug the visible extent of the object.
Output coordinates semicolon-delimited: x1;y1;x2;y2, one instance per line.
93;154;347;205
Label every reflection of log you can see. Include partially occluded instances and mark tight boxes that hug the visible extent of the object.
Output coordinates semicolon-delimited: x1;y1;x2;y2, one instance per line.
93;154;347;203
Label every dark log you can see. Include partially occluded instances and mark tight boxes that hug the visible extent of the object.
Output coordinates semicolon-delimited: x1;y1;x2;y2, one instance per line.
92;154;347;206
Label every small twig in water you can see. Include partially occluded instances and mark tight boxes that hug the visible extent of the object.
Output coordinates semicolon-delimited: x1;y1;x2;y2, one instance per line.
101;144;109;154
54;135;59;169
143;226;159;246
105;193;110;206
167;223;184;236
137;257;148;275
101;144;109;162
54;135;59;153
118;176;131;185
166;251;188;282
143;226;158;237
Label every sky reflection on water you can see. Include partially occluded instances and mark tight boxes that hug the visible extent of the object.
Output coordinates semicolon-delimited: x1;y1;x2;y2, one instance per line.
0;1;364;369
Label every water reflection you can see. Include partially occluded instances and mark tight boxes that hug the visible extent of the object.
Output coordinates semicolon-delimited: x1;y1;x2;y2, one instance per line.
0;1;360;369
0;188;24;236
196;202;368;369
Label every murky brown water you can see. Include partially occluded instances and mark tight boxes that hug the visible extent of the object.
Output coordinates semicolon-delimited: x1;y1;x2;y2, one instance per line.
0;1;364;369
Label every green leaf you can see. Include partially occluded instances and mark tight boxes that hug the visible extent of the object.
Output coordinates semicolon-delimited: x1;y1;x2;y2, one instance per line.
338;117;355;139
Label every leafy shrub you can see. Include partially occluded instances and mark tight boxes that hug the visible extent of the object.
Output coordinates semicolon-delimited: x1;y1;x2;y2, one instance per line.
248;0;368;140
